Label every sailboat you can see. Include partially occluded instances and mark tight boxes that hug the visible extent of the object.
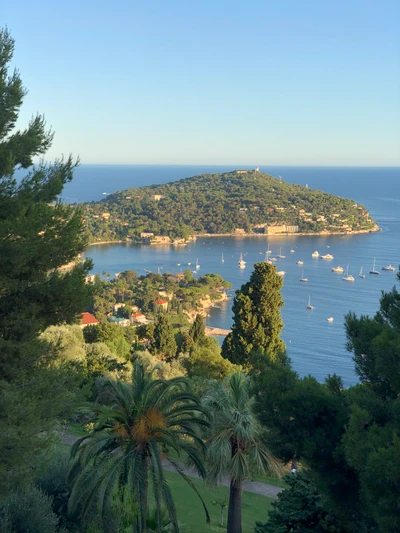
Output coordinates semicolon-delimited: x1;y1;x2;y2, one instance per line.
195;258;200;269
369;258;380;275
343;265;355;282
300;270;308;282
359;266;365;278
278;247;286;259
238;253;246;269
266;241;271;255
306;296;314;310
221;253;224;263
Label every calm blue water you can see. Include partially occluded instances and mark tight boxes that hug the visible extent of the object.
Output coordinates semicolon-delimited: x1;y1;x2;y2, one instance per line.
74;165;400;387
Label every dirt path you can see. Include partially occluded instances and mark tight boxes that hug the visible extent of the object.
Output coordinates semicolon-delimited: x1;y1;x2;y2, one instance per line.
59;433;283;499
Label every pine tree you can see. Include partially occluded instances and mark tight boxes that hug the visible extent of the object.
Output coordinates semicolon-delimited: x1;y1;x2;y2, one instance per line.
0;28;93;494
153;314;177;361
221;262;285;367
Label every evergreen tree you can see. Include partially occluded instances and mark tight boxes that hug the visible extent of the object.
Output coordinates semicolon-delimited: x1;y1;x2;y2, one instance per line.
255;472;340;533
189;313;206;344
0;28;92;494
221;262;285;367
153;314;177;361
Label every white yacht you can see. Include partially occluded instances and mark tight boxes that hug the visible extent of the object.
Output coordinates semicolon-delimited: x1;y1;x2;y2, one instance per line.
359;267;365;278
382;265;395;271
321;254;334;260
343;265;355;282
269;257;277;262
332;266;344;273
300;270;308;282
238;253;246;269
312;251;319;258
277;271;286;276
306;296;315;310
297;260;304;265
290;249;295;253
369;258;380;275
221;253;224;263
195;258;200;269
187;262;191;266
278;247;286;259
327;317;334;322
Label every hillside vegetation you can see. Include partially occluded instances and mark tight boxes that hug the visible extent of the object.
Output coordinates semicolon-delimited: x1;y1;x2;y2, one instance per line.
82;170;378;243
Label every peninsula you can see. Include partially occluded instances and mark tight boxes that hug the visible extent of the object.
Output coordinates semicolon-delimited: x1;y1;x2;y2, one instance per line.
82;169;379;243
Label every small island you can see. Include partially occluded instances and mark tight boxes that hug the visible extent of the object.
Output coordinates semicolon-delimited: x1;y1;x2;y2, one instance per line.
82;169;379;244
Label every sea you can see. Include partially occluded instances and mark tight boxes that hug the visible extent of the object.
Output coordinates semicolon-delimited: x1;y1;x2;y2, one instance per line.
63;165;400;387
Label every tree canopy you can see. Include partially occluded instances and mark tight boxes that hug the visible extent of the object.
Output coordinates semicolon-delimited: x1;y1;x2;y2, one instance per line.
222;262;286;367
0;27;92;494
81;170;377;242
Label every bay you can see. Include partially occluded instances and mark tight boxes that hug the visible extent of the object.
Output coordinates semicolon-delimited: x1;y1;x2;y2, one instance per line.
78;165;400;387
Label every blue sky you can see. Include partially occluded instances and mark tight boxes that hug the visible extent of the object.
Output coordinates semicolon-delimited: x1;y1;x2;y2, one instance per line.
4;0;400;165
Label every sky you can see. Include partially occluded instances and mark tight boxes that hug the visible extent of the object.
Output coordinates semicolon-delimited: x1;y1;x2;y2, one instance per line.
3;0;400;166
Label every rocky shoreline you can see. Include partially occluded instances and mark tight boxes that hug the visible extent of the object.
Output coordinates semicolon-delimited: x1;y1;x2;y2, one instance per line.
87;224;380;247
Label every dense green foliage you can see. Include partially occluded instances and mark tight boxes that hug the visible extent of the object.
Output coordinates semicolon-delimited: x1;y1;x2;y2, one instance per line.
0;28;92;494
0;485;63;533
82;170;377;242
255;472;340;533
68;363;210;533
222;262;285;367
254;269;400;532
91;270;231;322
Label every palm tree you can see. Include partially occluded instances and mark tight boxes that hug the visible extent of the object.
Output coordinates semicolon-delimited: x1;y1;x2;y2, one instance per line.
67;362;210;532
202;372;282;533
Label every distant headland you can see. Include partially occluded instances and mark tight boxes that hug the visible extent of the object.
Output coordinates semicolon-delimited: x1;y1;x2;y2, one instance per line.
81;169;380;244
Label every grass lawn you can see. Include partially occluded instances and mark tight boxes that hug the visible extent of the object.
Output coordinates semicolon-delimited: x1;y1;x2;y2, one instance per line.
157;470;273;533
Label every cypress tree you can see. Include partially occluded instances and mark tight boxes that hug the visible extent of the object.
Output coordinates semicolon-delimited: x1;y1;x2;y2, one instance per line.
221;262;285;367
0;28;93;493
153;314;177;361
189;313;206;344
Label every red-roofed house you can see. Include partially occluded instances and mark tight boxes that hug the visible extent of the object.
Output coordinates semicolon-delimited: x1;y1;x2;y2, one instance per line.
80;312;99;328
131;312;147;324
154;298;169;312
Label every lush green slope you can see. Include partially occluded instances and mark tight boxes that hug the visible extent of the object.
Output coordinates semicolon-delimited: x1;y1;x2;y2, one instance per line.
82;170;378;243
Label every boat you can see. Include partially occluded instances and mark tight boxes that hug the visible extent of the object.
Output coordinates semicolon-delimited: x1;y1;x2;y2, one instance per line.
382;265;395;271
297;260;304;265
176;263;181;266
269;257;277;262
278;247;286;259
221;253;224;263
321;254;334;260
195;258;200;269
187;262;191;266
300;270;308;282
359;267;365;278
238;253;246;269
277;271;286;276
290;249;295;253
145;269;152;274
332;266;344;273
343;265;355;282
263;252;270;262
327;317;334;322
312;251;319;258
369;258;380;275
306;296;315;310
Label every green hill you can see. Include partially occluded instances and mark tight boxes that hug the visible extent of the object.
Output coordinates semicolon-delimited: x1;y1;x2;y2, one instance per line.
82;170;379;243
